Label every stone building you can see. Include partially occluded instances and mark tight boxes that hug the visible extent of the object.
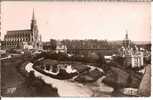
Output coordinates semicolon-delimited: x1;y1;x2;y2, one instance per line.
120;32;144;68
3;10;42;50
131;52;144;68
56;41;67;54
123;31;131;49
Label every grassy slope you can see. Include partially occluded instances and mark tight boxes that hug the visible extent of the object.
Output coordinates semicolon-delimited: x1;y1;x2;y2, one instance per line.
1;57;59;97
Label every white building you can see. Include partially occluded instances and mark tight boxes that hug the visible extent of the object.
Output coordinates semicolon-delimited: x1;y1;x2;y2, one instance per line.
120;33;144;68
131;52;144;68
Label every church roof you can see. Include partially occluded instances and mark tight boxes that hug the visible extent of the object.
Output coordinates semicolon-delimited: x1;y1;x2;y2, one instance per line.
6;29;32;36
5;9;38;37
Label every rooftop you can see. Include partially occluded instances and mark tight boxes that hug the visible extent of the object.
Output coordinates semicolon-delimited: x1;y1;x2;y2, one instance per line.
6;29;32;36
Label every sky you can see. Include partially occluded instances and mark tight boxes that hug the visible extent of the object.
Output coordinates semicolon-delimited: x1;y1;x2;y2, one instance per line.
1;1;151;41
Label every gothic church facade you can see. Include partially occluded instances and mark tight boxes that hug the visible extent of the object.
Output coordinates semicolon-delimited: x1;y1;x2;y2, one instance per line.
4;10;42;49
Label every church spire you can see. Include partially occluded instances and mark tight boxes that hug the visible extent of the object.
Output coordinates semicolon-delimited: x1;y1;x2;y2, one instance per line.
32;8;35;21
31;8;37;31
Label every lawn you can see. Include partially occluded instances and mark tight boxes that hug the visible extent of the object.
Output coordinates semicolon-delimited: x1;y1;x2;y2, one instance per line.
1;57;59;97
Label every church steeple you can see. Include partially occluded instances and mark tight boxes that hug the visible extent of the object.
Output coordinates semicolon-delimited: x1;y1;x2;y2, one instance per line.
31;9;37;31
32;9;35;21
30;9;40;49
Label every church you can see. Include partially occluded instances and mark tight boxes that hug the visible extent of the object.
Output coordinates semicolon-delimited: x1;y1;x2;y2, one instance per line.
3;10;42;50
120;32;144;68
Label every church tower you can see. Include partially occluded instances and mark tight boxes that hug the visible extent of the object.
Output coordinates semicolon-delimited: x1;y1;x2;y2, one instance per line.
30;9;39;49
123;30;131;48
31;9;38;33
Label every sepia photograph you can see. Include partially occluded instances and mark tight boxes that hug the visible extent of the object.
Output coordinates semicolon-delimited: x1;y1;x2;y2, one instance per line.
0;0;151;97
